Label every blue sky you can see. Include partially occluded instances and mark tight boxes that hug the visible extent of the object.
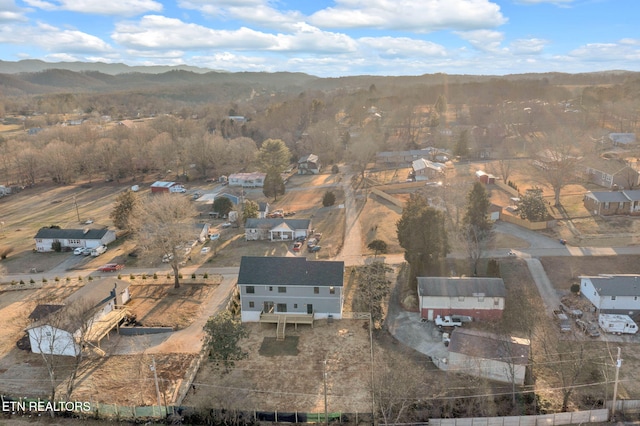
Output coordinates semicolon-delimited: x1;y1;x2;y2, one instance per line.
1;0;638;77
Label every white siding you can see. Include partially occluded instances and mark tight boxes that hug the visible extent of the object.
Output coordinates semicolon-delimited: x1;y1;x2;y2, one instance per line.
28;325;80;357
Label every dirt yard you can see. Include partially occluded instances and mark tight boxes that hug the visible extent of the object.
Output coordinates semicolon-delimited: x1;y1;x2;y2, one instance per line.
0;277;217;403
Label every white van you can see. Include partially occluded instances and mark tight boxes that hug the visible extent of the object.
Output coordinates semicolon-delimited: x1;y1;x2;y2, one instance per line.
90;245;108;257
131;185;140;192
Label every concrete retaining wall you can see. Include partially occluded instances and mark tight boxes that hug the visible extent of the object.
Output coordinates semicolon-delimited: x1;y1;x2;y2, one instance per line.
119;327;173;335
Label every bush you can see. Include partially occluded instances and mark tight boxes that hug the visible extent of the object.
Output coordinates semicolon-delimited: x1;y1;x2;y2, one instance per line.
167;273;171;279
178;273;183;279
117;274;122;279
203;272;209;279
29;278;35;284
54;277;59;282
331;164;339;174
88;276;93;281
19;279;25;284
322;191;336;207
142;273;147;280
130;274;136;280
66;277;71;282
78;276;82;281
191;273;196;279
571;283;581;294
42;278;48;283
153;273;158;280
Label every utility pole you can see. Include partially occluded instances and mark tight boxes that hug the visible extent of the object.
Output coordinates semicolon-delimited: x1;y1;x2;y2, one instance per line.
150;356;162;416
73;196;80;223
323;359;328;426
612;347;622;418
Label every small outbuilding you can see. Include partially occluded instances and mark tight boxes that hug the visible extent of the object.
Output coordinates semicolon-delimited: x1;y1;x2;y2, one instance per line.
448;328;530;385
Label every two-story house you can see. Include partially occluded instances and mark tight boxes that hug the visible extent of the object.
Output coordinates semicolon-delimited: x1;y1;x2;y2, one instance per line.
418;277;506;321
238;256;344;323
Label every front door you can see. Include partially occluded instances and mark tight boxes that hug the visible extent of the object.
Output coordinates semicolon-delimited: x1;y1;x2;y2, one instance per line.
263;301;274;314
307;304;313;314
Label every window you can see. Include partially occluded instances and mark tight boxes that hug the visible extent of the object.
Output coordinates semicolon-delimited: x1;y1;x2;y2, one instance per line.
249;301;255;308
45;331;51;337
314;287;319;294
611;296;616;300
246;286;255;294
269;286;273;292
494;298;499;306
278;287;286;293
329;286;335;295
277;303;287;313
458;296;465;302
294;304;298;309
478;296;484;302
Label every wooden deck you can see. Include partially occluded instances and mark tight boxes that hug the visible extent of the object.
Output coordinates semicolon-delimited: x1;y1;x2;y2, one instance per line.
86;307;129;347
260;312;314;340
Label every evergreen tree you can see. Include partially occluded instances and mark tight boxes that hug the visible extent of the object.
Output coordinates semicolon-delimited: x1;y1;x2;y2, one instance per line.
463;181;492;232
263;168;285;201
110;190;139;230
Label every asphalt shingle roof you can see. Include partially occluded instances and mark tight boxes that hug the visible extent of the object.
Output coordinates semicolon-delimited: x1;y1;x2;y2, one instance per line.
34;228;110;240
244;218;311;230
417;277;506;298
582;275;640;297
238;256;344;287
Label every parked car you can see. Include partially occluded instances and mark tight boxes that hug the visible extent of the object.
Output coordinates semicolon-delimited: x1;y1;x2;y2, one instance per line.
221;222;232;228
82;248;92;256
97;263;124;272
308;245;322;253
200;247;211;254
74;247;85;255
162;253;174;263
293;242;302;252
307;238;318;247
576;319;600;338
295;236;306;242
91;244;107;257
210;233;221;241
434;315;462;328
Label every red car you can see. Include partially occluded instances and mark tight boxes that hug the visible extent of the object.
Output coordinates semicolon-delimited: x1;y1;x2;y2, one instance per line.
292;242;302;252
97;263;124;272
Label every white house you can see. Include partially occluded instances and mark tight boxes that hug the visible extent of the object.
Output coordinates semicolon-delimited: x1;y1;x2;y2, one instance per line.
418;277;506;321
26;278;131;356
34;227;116;252
228;172;266;187
580;275;640;315
411;158;446;181
258;202;270;218
448;328;530;385
244;218;311;241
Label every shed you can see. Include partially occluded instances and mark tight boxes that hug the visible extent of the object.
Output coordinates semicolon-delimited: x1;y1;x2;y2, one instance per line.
151;181;176;193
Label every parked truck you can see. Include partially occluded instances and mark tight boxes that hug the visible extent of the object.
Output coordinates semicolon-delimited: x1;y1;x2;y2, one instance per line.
434;315;462;328
598;314;638;335
553;310;572;332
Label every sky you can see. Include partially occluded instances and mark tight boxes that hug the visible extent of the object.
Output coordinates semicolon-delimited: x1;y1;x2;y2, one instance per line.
0;0;639;77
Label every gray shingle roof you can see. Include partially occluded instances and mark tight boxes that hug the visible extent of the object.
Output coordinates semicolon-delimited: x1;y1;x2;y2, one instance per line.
244;218;311;230
417;277;506;298
238;256;344;287
34;228;110;240
582;275;640;297
585;190;640;203
448;328;530;366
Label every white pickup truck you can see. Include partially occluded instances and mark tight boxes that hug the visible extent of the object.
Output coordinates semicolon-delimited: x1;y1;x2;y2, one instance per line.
434;315;462;328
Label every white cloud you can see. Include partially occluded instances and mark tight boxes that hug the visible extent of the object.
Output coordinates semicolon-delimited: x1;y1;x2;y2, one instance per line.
509;38;548;55
569;41;640;62
456;30;504;53
308;0;506;32
0;0;29;22
0;22;114;53
22;0;163;16
514;0;574;4
358;37;447;58
112;15;357;54
178;0;303;30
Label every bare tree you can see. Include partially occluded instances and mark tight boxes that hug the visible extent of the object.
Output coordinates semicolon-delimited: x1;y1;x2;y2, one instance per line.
27;298;96;404
533;130;583;207
133;194;197;288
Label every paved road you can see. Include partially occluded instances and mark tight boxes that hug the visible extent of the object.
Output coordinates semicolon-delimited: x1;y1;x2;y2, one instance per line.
335;167;365;265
